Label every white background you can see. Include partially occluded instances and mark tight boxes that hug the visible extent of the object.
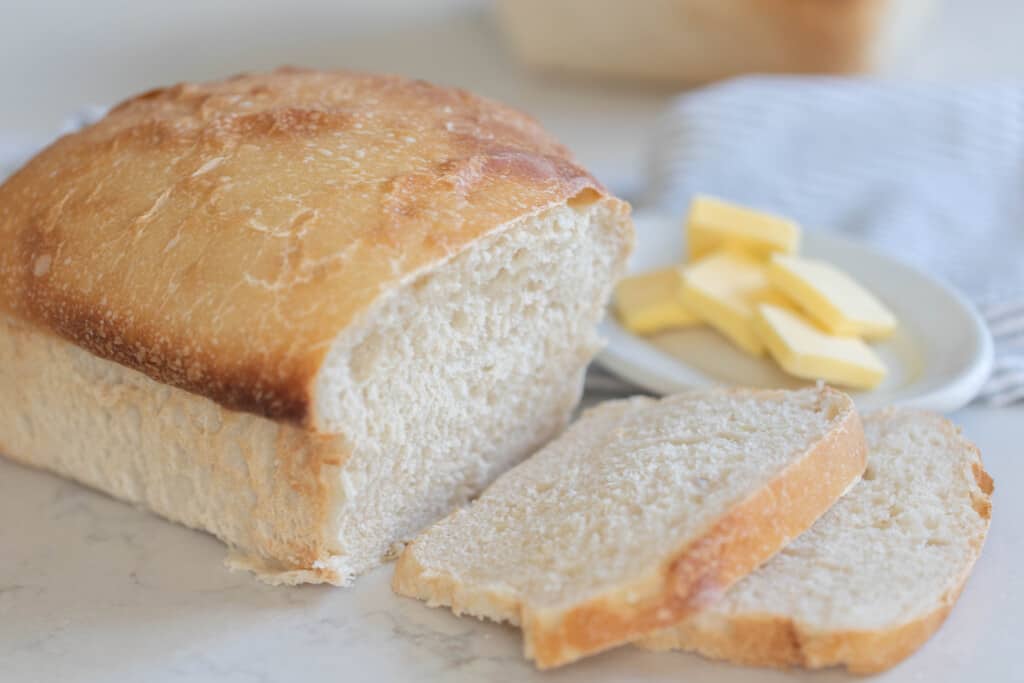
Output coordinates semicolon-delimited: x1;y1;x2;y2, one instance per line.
1;2;1022;682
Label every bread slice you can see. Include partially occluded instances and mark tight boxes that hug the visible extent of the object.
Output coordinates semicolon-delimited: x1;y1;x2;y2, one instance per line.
639;409;993;674
0;68;633;584
393;386;867;668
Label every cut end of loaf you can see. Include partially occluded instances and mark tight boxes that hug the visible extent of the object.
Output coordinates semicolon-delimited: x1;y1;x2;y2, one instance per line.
302;197;633;582
394;385;866;668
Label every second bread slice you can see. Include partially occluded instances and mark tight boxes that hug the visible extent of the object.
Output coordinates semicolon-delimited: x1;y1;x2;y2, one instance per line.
392;386;866;668
638;409;993;673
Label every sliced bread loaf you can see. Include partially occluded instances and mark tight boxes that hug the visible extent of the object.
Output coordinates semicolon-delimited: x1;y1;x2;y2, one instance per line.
0;68;633;584
639;409;994;673
392;386;866;668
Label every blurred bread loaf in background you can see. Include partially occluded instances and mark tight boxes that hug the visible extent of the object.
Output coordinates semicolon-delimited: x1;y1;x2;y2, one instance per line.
497;0;933;86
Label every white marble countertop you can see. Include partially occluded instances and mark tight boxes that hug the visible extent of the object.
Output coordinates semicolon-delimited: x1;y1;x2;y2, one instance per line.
3;2;1024;681
2;405;1020;682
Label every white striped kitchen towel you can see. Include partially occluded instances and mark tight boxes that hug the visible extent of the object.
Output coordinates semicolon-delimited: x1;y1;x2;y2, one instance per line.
625;77;1024;406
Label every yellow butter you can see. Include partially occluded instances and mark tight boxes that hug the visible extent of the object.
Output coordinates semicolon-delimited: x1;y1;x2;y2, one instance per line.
686;195;800;262
754;304;887;389
614;268;698;334
681;251;787;356
768;254;897;340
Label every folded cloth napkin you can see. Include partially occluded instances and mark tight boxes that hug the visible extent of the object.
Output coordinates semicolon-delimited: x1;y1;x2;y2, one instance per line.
596;77;1024;406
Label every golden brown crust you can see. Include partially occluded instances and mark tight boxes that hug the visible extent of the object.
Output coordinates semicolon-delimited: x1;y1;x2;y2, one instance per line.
642;577;969;674
642;598;961;674
0;67;611;426
752;0;889;75
971;461;994;519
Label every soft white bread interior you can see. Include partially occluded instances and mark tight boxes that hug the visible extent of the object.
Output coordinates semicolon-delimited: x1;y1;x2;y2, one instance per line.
321;196;630;579
393;387;867;668
0;197;628;585
639;409;994;674
0;68;633;585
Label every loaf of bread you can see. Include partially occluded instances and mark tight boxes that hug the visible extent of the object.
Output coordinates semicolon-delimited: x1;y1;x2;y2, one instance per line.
393;386;867;668
640;409;993;673
497;0;931;85
0;68;634;585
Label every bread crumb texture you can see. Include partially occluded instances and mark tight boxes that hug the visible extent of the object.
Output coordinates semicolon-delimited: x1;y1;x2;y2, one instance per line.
395;386;865;668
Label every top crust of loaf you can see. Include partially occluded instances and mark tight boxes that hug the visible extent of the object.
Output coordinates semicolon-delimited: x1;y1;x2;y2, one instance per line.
0;67;621;428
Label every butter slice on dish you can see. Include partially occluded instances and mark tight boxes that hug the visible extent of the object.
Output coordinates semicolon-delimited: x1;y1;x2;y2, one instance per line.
686;196;800;262
768;254;897;340
614;268;698;334
681;252;788;356
754;304;887;389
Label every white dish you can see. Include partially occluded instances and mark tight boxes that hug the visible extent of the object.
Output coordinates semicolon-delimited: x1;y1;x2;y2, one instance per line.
598;212;993;413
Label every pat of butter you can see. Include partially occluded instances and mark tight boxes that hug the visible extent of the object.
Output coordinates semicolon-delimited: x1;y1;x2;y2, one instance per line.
686;196;800;262
767;254;897;340
614;268;698;334
681;251;787;356
754;304;887;389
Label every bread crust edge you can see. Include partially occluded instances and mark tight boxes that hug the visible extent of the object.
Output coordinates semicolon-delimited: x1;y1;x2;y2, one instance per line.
637;409;995;674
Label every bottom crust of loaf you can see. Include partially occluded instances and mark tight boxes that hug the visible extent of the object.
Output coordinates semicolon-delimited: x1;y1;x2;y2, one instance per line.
641;595;962;675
